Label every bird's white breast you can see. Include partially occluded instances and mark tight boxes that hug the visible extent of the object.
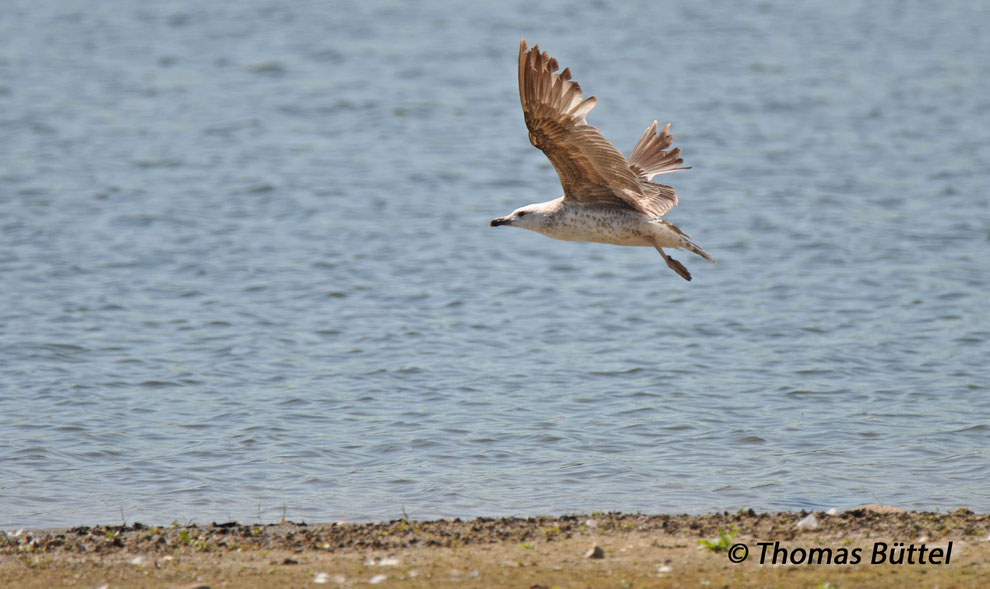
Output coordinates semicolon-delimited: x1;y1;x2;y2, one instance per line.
538;205;654;246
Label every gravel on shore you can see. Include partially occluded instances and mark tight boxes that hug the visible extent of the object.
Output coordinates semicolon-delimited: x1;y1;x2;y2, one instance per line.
5;507;988;555
3;508;989;588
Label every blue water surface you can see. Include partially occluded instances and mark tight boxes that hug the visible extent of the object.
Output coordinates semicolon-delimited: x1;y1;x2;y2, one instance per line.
1;0;988;527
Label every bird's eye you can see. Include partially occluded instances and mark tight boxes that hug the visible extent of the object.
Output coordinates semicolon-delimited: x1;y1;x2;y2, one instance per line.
517;211;527;217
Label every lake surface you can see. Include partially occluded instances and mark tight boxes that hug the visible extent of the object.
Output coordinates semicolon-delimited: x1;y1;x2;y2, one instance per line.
2;0;989;528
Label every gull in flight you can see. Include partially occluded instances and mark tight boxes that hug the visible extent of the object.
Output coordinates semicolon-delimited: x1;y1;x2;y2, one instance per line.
491;40;715;280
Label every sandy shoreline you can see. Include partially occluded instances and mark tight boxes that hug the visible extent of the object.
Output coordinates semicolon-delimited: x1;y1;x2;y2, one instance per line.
3;508;989;587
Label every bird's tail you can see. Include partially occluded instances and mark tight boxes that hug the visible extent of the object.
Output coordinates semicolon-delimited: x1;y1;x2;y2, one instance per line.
660;219;716;263
682;236;716;264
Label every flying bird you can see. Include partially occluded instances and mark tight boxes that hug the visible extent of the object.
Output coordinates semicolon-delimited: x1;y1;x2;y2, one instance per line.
491;40;715;280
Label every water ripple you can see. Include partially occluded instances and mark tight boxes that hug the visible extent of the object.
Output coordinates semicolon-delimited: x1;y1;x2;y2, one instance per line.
1;0;989;528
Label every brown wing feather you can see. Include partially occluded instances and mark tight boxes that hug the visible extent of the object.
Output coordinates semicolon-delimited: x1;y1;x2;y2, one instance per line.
627;121;693;217
518;40;646;213
628;121;689;180
636;181;679;217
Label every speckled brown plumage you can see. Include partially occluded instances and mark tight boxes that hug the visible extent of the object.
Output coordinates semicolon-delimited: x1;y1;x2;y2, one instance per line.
493;40;715;281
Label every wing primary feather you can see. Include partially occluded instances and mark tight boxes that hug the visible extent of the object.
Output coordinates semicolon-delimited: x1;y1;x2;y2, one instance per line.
570;96;596;122
518;40;679;215
627;119;689;181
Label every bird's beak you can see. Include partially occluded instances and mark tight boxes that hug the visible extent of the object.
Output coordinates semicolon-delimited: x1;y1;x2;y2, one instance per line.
490;217;511;227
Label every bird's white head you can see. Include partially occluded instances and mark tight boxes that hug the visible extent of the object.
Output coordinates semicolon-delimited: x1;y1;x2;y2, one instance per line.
489;202;551;233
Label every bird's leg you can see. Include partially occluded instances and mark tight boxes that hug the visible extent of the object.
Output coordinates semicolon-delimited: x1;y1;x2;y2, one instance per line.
648;238;692;281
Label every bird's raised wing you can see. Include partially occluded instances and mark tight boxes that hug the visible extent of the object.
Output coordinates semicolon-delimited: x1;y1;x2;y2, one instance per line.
626;121;691;216
518;40;646;213
628;121;688;180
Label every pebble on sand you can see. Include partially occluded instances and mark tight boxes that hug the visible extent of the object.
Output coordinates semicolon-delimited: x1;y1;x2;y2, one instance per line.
584;544;605;559
313;572;346;584
795;514;818;529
